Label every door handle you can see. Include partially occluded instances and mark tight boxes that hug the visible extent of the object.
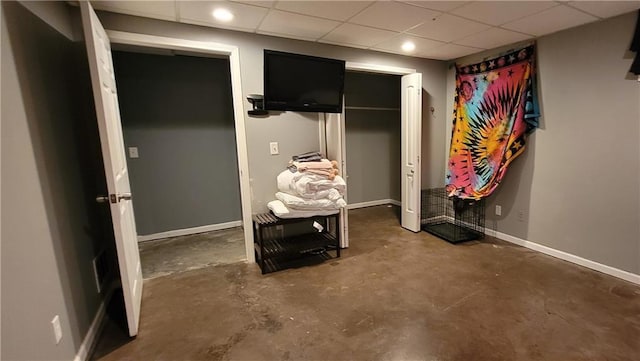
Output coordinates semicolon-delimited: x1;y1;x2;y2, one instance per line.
96;193;132;203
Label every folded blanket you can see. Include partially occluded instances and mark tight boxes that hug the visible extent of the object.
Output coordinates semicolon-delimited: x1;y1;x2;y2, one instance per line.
277;170;346;199
276;192;346;210
289;159;339;180
292;151;322;162
293;159;332;170
267;200;339;219
305;169;338;180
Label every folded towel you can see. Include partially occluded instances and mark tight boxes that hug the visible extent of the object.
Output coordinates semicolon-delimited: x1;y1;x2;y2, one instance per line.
277;170;346;199
276;192;346;210
292;151;322;162
267;200;339;219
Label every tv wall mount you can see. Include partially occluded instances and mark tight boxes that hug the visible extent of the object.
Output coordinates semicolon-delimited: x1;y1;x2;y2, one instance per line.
247;94;268;116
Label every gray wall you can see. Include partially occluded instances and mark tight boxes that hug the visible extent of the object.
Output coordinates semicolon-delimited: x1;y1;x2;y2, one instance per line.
445;13;640;274
95;11;448;213
344;72;401;204
113;51;242;235
1;2;106;359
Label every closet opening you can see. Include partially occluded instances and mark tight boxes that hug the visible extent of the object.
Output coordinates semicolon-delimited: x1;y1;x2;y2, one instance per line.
344;71;402;221
112;48;246;279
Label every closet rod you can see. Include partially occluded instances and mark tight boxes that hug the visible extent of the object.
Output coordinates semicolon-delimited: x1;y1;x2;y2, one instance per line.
345;106;400;111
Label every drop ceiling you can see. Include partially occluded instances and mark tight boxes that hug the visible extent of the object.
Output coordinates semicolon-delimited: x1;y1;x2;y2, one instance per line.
92;0;640;60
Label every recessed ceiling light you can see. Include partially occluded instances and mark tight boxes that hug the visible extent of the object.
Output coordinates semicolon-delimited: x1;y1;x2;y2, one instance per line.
213;8;234;22
401;41;416;52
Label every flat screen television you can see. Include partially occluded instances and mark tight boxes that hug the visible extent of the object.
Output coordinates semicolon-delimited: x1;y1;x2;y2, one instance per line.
264;50;345;113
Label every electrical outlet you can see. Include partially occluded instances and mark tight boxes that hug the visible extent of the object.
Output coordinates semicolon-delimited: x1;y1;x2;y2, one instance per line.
128;147;139;159
269;142;279;155
495;205;502;216
51;315;62;344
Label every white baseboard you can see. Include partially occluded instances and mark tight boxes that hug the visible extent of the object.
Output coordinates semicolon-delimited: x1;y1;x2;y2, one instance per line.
485;228;640;285
347;199;401;210
137;220;242;242
73;285;115;361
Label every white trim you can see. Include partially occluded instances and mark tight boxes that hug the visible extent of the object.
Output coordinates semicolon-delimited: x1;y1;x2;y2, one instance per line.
347;199;401;210
486;229;640;285
137;221;242;242
104;30;255;263
346;62;415;75
106;30;236;56
73;286;115;361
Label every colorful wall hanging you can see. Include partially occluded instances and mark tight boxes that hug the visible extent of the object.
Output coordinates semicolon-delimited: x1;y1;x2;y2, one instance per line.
446;45;540;200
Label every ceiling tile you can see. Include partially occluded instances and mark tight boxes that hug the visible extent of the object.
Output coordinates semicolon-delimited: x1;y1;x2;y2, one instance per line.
454;27;532;49
372;34;446;55
420;43;483;60
502;5;598;36
92;1;177;21
258;10;341;41
408;14;491;42
178;1;268;31
319;23;397;47
230;0;276;8
275;1;373;21
401;1;471;12
568;1;640;19
452;1;558;26
349;2;441;32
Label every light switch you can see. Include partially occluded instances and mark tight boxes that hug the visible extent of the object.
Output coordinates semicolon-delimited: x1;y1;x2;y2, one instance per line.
128;147;139;159
269;142;279;155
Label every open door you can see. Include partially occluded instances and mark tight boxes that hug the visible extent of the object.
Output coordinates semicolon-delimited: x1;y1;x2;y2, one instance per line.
323;112;349;248
401;73;422;232
80;2;142;336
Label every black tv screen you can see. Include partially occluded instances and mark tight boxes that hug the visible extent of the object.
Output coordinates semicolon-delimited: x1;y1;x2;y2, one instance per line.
264;50;345;113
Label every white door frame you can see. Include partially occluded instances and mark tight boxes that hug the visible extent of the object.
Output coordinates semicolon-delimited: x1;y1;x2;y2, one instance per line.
327;62;419;232
105;30;255;263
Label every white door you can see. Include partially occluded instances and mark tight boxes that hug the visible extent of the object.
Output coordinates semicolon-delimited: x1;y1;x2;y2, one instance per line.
324;112;349;248
401;73;423;232
80;2;142;337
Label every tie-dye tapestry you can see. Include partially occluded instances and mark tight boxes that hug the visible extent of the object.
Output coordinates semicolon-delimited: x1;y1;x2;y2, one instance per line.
446;45;539;200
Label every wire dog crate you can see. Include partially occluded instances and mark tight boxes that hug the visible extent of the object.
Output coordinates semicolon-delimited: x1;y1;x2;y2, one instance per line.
421;188;485;243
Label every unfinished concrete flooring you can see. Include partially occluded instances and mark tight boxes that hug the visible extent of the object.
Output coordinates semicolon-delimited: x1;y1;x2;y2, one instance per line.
139;227;245;279
93;205;640;360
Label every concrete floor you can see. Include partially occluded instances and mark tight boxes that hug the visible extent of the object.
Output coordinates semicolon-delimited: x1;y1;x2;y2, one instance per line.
92;205;640;360
139;227;246;279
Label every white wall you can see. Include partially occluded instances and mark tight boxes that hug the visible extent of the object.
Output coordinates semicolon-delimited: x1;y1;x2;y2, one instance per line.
95;10;448;213
446;13;640;274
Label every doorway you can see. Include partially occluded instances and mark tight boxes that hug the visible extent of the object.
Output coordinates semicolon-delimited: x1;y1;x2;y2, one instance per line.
112;50;246;279
82;0;252;336
343;71;402;211
321;64;422;248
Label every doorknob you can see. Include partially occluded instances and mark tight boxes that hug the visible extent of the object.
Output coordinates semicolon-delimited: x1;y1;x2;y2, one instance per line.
118;193;132;201
95;195;109;203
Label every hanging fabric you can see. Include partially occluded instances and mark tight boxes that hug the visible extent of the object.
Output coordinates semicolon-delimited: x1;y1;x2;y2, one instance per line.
446;45;540;199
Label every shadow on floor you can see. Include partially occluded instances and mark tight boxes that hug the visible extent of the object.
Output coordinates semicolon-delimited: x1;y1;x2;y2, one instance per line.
90;289;132;360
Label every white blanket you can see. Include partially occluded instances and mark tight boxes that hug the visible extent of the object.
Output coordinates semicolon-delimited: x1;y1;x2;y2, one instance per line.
267;200;339;219
276;192;346;210
277;170;346;199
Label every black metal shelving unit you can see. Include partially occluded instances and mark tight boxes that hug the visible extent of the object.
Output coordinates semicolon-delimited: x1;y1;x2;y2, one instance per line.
253;212;341;274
